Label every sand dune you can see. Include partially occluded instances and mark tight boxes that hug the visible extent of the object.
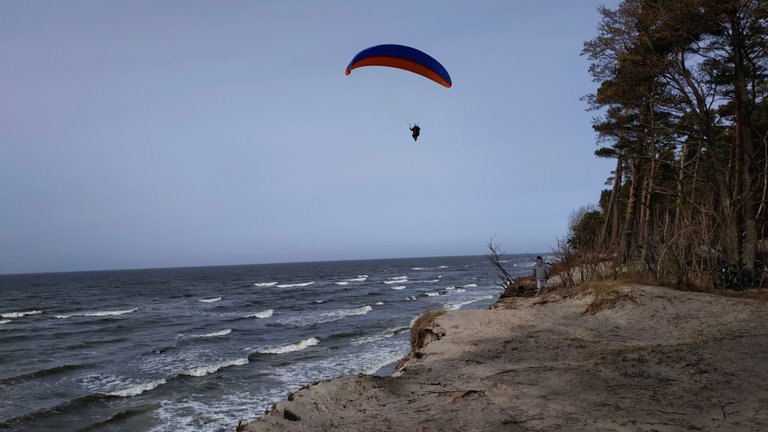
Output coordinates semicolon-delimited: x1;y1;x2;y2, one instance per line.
242;282;768;431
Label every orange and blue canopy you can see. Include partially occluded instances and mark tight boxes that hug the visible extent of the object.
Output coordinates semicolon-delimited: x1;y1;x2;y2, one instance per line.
345;44;452;88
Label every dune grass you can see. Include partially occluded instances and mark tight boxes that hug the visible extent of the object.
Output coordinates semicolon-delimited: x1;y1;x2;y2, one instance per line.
410;309;447;351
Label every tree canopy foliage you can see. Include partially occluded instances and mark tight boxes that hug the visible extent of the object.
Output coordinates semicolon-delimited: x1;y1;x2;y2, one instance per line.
577;0;768;287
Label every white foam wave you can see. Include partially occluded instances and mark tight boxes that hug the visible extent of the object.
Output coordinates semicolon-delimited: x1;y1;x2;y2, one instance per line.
258;337;319;354
189;329;232;338
384;277;408;285
334;305;372;318
182;358;249;377
406;295;417;301
105;379;167;397
411;267;425;270
287;305;374;326
390;285;406;290
446;295;495;310
1;310;42;318
313;300;325;304
375;301;384;305
344;276;368;282
0;319;10;325
334;281;349;286
55;308;137;319
310;305;373;325
351;326;409;346
277;281;315;288
254;282;278;287
244;309;273;319
463;283;478;288
198;297;222;303
424;292;440;297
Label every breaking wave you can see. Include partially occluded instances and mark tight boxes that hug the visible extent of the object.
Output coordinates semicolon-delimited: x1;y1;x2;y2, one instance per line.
178;329;232;339
182;358;249;377
0;310;42;319
244;309;273;319
258;337;319;354
198;297;222;303
384;276;408;285
276;281;314;288
103;379;167;397
55;308;137;319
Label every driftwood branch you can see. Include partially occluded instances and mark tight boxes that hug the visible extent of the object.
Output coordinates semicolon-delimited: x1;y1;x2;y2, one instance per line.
487;238;515;289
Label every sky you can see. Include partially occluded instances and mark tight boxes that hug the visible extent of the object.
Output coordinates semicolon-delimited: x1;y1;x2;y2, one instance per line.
1;0;621;274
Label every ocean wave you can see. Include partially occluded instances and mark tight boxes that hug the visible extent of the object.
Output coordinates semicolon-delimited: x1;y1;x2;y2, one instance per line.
350;326;409;346
1;364;88;384
330;305;372;318
282;305;373;327
244;309;273;319
344;276;368;282
182;358;249;377
103;378;167;397
54;308;137;319
198;297;222;303
258;337;319;354
446;295;495;310
424;292;440;297
440;287;466;295
276;281;314;288
254;282;278;287
463;283;478;288
0;310;42;319
334;281;349;286
0;319;10;325
390;285;406;290
384;277;408;285
181;329;232;339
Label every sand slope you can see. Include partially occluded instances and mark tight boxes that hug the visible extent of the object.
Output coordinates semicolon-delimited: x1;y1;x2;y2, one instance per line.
242;283;768;431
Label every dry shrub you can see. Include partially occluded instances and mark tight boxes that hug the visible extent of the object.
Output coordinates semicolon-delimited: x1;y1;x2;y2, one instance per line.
580;280;638;315
410;309;447;351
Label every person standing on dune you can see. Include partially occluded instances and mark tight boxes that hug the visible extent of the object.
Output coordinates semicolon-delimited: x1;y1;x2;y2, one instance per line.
533;256;549;293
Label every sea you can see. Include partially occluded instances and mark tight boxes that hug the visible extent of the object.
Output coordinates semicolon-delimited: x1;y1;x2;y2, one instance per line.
0;254;542;431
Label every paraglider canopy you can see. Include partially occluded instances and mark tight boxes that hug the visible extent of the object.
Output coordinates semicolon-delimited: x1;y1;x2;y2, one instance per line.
345;44;452;88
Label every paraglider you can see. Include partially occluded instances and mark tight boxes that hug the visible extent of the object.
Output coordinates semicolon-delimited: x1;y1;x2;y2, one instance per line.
345;44;452;88
409;124;420;141
345;44;451;141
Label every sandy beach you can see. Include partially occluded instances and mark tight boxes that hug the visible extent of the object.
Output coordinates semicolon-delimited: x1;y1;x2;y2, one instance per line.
242;281;768;431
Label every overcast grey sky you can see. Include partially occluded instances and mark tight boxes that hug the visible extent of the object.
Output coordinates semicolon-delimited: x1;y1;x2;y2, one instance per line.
1;0;619;274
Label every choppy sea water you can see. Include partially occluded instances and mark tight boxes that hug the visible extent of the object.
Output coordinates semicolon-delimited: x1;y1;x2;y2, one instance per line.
0;255;541;431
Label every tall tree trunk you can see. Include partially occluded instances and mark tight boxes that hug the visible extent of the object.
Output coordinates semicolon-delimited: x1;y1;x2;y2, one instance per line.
618;138;644;262
730;9;757;271
601;155;623;250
